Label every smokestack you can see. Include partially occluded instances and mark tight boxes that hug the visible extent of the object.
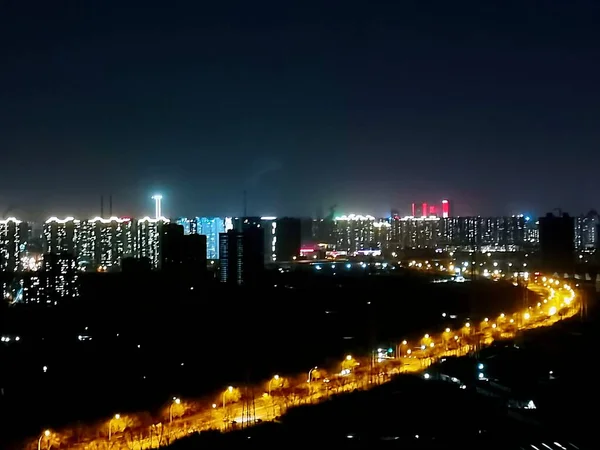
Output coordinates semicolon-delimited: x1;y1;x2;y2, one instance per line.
100;195;104;219
109;195;113;217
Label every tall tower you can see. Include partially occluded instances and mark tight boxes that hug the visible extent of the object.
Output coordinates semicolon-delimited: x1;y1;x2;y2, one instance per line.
152;194;163;219
441;199;451;218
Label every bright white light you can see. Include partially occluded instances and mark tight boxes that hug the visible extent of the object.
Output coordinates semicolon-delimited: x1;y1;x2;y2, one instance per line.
423;373;430;379
151;194;163;219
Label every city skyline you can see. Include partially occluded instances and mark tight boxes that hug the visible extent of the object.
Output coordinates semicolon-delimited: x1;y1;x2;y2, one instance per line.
1;192;599;222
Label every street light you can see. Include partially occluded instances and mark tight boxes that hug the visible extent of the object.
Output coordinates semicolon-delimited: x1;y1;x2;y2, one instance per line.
169;397;181;424
223;386;234;410
108;414;120;440
38;430;50;450
268;375;280;395
307;366;318;383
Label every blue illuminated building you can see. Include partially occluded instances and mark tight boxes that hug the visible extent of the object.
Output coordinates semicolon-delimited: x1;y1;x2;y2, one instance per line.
176;217;229;259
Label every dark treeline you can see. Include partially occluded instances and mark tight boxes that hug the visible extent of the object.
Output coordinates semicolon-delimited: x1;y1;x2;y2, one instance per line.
0;269;527;446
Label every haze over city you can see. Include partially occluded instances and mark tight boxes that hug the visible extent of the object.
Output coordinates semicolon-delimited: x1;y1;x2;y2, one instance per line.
1;0;600;220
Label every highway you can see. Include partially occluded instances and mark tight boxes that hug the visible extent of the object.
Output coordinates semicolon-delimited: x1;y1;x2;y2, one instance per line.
30;275;579;449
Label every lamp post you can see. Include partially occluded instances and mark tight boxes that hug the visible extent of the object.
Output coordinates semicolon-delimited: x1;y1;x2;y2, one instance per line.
222;386;234;417
268;375;280;396
38;430;50;450
307;366;318;383
108;414;120;440
169;397;181;424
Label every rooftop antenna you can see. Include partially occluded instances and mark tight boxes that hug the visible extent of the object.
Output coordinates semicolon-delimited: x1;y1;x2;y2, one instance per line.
243;190;247;217
109;194;113;217
100;195;104;219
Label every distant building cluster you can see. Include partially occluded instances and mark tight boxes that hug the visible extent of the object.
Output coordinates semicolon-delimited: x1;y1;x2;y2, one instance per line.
0;213;305;302
315;214;532;255
1;194;598;302
308;208;600;257
218;217;302;285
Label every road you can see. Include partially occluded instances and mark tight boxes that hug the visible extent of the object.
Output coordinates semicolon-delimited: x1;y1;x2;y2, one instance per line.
31;275;579;450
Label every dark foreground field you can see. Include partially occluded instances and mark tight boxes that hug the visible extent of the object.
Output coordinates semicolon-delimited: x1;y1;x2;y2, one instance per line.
163;374;587;450
0;269;528;446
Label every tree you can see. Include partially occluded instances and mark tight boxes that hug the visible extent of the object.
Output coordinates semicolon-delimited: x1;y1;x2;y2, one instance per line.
341;356;359;372
310;368;325;381
267;376;289;395
163;400;191;421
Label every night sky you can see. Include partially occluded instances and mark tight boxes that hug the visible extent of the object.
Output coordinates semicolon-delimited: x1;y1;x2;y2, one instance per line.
1;1;599;220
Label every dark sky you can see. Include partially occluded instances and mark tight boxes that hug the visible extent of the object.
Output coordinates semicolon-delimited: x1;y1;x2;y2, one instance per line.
1;0;599;220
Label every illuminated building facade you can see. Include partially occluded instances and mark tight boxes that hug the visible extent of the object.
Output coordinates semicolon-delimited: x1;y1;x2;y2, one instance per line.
176;217;229;260
574;210;599;250
176;217;197;235
0;218;23;272
390;216;441;249
44;217;79;255
42;216;166;271
92;217;136;271
137;217;167;269
333;214;389;254
219;228;264;285
233;216;301;263
198;217;226;260
441;199;451;218
76;219;96;269
21;253;79;304
439;216;526;251
525;217;539;246
43;252;78;303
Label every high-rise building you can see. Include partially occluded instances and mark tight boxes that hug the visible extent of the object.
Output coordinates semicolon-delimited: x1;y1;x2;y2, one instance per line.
94;217;136;271
176;217;197;235
233;216;301;263
574;210;599;251
198;217;226;260
390;216;441;250
44;217;79;255
160;223;185;271
441;199;451;218
176;217;228;260
40;252;79;304
270;217;302;262
539;212;575;271
137;217;168;269
182;234;207;275
333;214;389;254
0;217;23;272
219;228;264;285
